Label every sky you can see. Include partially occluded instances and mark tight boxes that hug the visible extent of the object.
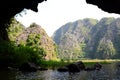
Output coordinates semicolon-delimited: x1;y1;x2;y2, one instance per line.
16;0;120;37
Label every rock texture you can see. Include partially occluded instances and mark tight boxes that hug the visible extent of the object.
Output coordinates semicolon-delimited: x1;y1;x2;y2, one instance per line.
0;0;46;41
57;61;102;73
17;23;57;60
52;17;120;59
0;0;120;41
86;0;120;14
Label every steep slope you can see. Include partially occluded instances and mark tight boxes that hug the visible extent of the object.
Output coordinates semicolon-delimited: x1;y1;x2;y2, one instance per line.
7;18;25;41
53;17;120;59
52;18;98;59
17;23;57;60
86;17;116;58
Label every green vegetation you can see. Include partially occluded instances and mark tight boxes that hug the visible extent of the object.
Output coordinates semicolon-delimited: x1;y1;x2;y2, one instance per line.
0;41;45;67
96;38;116;59
52;18;98;60
1;17;120;68
7;18;25;41
53;17;120;60
39;60;71;69
0;18;57;68
20;23;57;60
39;59;120;69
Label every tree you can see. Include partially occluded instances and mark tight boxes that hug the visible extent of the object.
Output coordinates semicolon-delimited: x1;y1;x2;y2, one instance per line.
7;18;25;41
96;38;116;59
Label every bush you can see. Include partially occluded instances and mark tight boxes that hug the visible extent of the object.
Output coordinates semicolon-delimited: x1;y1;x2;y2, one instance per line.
0;41;45;67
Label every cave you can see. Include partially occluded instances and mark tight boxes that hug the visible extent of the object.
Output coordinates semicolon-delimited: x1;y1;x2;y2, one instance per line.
86;0;120;14
0;0;45;41
0;0;120;41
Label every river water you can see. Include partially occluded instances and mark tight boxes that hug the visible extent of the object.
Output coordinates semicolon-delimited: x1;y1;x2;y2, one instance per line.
1;63;120;80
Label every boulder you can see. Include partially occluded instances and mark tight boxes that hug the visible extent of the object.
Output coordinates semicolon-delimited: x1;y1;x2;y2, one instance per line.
66;63;80;72
76;61;85;70
57;67;68;72
66;61;85;72
93;62;102;71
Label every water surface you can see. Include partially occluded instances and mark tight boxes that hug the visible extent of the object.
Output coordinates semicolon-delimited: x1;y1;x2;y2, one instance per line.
1;63;120;80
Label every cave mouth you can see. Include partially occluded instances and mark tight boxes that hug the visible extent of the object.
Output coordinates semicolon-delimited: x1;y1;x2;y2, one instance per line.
15;0;120;38
0;0;46;41
1;0;120;41
0;0;120;69
86;0;120;14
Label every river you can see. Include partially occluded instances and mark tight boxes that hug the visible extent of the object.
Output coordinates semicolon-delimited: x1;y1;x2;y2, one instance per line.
1;63;120;80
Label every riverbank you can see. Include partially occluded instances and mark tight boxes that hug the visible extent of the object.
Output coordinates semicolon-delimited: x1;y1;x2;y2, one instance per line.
1;61;120;80
39;59;120;69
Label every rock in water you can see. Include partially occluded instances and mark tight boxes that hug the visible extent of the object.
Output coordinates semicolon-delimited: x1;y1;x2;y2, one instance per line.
57;67;68;72
94;62;102;71
66;61;85;73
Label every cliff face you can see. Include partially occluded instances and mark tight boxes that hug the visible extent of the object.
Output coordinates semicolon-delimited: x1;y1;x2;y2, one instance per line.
1;0;120;41
52;17;120;59
0;19;57;68
86;17;117;58
52;18;98;59
16;23;57;60
7;18;25;41
0;0;46;41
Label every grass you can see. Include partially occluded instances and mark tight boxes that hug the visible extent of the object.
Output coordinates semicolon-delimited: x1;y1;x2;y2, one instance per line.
79;59;120;67
82;59;120;64
39;59;120;69
39;60;71;69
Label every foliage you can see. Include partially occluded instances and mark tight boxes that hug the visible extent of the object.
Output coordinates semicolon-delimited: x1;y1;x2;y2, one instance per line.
39;59;119;69
0;18;57;67
96;38;116;59
7;18;25;41
53;18;98;60
17;23;57;60
0;41;45;67
39;60;71;69
53;17;120;59
25;33;47;60
26;33;41;46
29;22;38;28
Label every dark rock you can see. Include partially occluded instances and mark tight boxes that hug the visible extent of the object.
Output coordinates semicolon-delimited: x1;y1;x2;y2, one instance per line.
19;62;38;72
76;61;85;70
57;67;68;72
86;0;120;14
66;63;80;72
66;61;85;72
93;62;102;71
0;0;46;41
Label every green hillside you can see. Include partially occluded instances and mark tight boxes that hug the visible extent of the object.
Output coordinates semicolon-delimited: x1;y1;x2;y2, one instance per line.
52;17;120;60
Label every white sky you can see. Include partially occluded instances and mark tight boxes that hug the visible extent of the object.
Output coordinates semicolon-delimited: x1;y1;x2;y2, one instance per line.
16;0;120;37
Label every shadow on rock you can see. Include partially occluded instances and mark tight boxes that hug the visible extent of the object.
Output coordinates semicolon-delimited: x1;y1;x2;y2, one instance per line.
57;61;102;73
57;61;85;73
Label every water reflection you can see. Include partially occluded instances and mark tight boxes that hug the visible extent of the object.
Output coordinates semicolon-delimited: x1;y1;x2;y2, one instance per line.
1;63;120;80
